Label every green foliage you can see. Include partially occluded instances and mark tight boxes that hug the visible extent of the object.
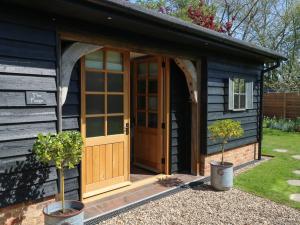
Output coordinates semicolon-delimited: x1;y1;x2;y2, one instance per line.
208;119;244;164
263;117;300;132
208;119;244;143
33;131;83;170
134;0;199;20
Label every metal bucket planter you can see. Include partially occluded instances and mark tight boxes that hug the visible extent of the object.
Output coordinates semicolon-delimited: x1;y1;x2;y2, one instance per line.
43;200;84;225
210;161;233;191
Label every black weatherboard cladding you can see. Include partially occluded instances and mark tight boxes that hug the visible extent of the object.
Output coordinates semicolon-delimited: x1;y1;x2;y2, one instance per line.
61;57;81;201
169;60;191;173
0;18;78;207
206;57;263;154
0;18;58;207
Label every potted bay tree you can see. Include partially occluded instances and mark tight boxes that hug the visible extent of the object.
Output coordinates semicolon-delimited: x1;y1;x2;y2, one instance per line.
33;131;84;225
208;119;244;191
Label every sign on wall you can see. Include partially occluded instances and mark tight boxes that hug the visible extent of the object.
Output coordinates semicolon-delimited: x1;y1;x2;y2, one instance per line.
26;91;47;105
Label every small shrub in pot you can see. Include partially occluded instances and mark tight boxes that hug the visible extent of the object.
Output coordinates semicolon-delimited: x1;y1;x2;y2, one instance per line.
33;131;84;225
208;119;244;191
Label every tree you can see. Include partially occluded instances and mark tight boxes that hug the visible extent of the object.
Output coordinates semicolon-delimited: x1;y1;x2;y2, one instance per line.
208;119;244;164
134;0;199;20
187;0;236;33
132;0;300;92
33;131;83;213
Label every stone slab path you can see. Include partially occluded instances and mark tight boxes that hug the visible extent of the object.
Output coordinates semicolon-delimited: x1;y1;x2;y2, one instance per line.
293;170;300;175
290;194;300;203
273;149;288;153
292;155;300;160
287;180;300;186
289;152;300;202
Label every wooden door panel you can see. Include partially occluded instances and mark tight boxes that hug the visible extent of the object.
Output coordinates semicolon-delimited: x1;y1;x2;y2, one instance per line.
133;57;164;173
84;141;127;192
81;49;130;198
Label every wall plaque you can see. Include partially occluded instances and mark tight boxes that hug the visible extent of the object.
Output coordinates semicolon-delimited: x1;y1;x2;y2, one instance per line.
26;91;47;105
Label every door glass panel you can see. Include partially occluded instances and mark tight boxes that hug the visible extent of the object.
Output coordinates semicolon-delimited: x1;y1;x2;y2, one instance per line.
108;116;123;135
148;80;157;94
86;72;105;92
108;73;123;92
86;95;104;114
85;51;104;69
148;96;158;111
86;117;104;137
148;113;158;128
138;63;147;78
138;80;146;94
107;51;123;71
107;95;123;113
137;96;146;110
137;112;146;127
149;62;158;78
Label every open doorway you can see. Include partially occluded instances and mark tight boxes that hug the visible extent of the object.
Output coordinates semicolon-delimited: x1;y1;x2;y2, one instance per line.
74;42;192;198
129;53;169;182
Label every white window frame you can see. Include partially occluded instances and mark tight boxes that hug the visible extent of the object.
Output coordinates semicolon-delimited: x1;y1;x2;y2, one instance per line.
229;78;254;111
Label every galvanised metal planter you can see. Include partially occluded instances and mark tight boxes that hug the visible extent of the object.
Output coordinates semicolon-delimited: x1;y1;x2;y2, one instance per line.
210;161;233;191
43;200;84;225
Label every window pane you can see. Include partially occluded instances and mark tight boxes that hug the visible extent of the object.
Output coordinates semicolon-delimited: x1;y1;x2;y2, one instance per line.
234;78;240;93
108;73;123;92
148;96;158;111
107;51;123;71
138;112;146;127
239;79;245;93
138;80;146;94
240;94;246;109
138;96;146;110
148;113;158;128
107;95;123;113
86;72;105;92
108;116;123;135
86;95;104;114
138;63;147;78
86;117;104;137
234;94;239;109
148;80;158;94
149;63;158;78
85;51;104;69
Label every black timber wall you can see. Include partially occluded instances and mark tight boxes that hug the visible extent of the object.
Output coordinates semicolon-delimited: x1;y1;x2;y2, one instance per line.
61;61;81;201
0;19;58;207
169;61;191;173
0;18;79;207
206;57;262;155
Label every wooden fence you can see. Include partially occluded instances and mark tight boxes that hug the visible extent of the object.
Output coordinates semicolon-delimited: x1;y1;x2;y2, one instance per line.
263;93;300;119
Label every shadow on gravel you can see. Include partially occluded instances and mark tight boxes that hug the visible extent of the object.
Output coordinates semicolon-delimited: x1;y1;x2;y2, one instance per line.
189;182;219;192
157;177;185;187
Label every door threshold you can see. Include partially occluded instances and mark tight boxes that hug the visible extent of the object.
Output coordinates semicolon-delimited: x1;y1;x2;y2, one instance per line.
83;174;169;204
83;181;132;199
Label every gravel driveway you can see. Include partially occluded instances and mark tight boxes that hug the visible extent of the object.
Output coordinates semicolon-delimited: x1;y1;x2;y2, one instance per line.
99;185;300;225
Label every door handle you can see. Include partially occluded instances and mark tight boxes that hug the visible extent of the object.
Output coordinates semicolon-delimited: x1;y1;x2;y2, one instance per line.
124;123;129;135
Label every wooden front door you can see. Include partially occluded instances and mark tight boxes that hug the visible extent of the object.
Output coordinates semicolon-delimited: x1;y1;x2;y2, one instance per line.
81;48;130;198
133;56;165;173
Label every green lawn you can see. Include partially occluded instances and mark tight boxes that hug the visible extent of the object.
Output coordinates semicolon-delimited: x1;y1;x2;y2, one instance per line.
234;128;300;209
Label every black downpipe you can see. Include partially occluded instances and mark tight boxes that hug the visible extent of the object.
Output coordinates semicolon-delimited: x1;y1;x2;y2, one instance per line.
258;61;281;160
